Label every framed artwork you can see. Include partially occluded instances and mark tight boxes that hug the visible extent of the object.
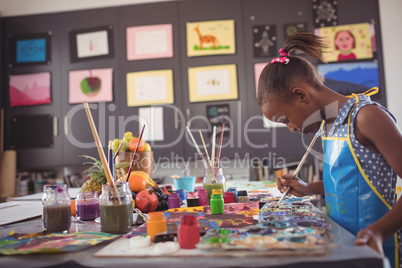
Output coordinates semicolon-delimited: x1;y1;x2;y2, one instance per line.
68;68;113;104
312;0;338;28
253;25;277;58
126;24;173;60
254;62;268;98
126;69;174;107
318;62;379;95
315;23;373;62
284;23;307;38
186;20;235;57
69;25;114;62
188;64;238;103
9;72;51;107
9;32;51;67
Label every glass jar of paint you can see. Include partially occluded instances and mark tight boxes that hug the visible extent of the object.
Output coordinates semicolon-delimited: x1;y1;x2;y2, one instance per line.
203;168;226;201
42;184;71;233
187;191;200;207
99;182;133;234
147;212;167;242
197;189;208;206
75;191;99;221
223;191;236;203
168;193;181;209
176;189;187;207
178;215;200;249
237;190;249;203
210;192;224;214
227;187;238;202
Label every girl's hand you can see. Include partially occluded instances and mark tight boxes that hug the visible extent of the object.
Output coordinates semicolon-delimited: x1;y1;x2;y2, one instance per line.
275;174;309;197
355;227;384;255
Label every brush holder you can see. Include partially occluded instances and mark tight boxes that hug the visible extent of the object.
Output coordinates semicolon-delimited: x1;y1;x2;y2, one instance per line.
116;151;154;178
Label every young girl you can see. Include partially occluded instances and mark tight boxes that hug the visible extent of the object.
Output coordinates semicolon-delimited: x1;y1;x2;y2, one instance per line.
257;31;402;268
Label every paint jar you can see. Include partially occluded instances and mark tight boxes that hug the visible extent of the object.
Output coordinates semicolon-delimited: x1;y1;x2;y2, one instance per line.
210;192;224;214
187;191;200;207
223;191;236;203
203;168;226;202
227;187;238;202
75;191;99;221
178;215;200;249
197;189;208;206
237;190;249;203
147;212;167;242
42;184;71;233
176;189;187;207
168;193;181;209
99;182;133;234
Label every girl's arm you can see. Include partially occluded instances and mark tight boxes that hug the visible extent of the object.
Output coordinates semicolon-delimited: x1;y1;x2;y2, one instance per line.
353;104;402;252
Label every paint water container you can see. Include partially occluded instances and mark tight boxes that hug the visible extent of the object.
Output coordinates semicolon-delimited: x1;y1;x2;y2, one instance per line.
223;191;236;204
168;193;181;209
187;191;200;207
75;191;99;221
210;191;224;214
42;184;71;233
203;168;226;201
197;189;208;206
227;187;238;202
176;189;187;207
147;212;167;242
178;215;200;249
237;190;249;203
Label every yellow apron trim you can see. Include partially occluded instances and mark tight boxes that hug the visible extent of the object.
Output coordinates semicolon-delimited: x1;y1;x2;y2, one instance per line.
346;94;392;210
346;87;379;98
322;137;348;141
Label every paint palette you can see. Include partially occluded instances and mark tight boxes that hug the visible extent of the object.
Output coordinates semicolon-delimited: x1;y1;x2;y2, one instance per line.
197;227;326;254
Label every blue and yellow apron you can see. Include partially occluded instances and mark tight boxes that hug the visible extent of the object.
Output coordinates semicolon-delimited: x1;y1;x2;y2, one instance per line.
321;88;399;267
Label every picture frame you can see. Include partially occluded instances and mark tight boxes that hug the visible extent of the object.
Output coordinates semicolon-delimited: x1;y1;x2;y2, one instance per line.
126;24;173;60
68;68;113;104
9;32;52;67
69;25;114;62
9;72;52;107
126;69;174;107
186;20;236;57
188;64;238;103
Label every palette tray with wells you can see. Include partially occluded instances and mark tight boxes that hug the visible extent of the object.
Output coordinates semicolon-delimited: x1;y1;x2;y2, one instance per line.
196;226;326;255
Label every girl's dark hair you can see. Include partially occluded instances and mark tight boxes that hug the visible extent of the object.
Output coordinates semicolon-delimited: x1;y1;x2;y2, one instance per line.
257;31;327;106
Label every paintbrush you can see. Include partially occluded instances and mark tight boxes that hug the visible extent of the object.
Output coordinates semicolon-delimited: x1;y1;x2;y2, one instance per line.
125;125;145;182
186;126;208;169
276;133;319;206
199;130;213;169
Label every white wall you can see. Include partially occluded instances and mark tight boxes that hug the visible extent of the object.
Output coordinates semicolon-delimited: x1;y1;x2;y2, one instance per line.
0;0;400;128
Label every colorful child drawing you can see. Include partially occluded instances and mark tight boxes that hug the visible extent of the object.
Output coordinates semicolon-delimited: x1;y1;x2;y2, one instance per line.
315;23;373;62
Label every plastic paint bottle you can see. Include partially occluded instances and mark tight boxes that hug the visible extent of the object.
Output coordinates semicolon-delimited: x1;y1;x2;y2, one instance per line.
178;215;200;249
237;190;249;203
210;192;224;214
167;193;180;209
147;212;167;242
227;187;238;202
197;189;208;206
187;191;200;207
223;191;236;203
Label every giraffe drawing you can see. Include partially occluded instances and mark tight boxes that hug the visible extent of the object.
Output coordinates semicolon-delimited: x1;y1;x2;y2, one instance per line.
193;25;218;50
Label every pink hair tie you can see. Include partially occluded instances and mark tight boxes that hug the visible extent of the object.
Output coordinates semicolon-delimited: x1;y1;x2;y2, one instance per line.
271;48;290;64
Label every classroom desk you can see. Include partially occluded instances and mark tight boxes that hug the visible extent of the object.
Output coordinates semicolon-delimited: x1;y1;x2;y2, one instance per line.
0;206;387;268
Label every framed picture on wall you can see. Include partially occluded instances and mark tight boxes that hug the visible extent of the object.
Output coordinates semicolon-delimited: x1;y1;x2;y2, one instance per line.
9;32;52;67
126;24;173;60
69;25;114;62
126;69;174;107
188;64;238;103
9;72;52;107
68;68;113;104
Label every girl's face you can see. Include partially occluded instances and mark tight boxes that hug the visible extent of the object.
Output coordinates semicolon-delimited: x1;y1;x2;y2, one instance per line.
261;93;320;135
334;31;354;51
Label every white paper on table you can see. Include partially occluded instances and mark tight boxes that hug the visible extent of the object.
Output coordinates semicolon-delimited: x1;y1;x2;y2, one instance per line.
139;107;164;141
0;201;43;226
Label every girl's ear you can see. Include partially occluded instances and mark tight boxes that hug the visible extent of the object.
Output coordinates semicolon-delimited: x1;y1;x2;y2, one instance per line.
292;88;309;103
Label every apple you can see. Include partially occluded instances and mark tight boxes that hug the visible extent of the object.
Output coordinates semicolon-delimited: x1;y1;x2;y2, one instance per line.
81;77;101;97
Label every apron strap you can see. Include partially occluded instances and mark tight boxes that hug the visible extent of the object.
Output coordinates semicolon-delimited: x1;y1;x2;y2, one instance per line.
346;87;379;98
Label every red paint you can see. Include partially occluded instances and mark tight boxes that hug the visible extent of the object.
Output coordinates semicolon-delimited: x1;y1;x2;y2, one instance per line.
178;215;200;249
